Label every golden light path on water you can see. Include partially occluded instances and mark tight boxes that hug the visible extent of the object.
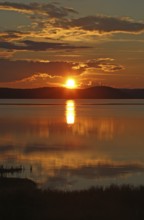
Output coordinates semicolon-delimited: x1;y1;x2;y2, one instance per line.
66;100;75;125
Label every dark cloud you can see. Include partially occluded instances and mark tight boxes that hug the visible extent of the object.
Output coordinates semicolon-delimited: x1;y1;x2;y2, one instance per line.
0;59;84;82
69;16;144;34
0;2;35;14
0;2;144;36
0;2;78;17
0;40;89;51
0;31;29;41
30;13;144;36
0;58;124;83
84;59;124;73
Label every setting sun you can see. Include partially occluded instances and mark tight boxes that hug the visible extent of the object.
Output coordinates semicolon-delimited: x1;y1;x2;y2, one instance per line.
65;78;76;89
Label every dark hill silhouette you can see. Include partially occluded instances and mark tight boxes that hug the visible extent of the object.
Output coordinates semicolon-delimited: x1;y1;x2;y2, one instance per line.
0;86;144;99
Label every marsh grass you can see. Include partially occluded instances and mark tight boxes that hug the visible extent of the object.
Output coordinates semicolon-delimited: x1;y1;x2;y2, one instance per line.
0;178;144;219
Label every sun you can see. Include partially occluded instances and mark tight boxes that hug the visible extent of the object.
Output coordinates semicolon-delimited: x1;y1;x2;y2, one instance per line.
65;78;76;89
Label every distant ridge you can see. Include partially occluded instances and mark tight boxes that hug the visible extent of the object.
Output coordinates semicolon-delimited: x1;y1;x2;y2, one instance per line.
0;86;144;99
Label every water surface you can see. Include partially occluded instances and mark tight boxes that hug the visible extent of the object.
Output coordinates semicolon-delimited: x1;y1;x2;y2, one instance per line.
0;99;144;190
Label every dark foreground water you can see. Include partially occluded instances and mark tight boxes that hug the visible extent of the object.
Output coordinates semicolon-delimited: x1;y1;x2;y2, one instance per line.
0;99;144;190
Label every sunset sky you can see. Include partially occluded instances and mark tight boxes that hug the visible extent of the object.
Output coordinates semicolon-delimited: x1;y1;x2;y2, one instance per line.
0;0;144;88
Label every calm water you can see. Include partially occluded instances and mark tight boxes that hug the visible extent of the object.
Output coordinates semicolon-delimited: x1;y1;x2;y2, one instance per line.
0;99;144;190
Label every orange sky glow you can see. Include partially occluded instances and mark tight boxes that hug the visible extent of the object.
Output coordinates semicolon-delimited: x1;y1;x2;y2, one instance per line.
0;1;144;88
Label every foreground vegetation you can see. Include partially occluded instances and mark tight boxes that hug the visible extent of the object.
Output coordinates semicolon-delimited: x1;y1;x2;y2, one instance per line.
0;178;144;219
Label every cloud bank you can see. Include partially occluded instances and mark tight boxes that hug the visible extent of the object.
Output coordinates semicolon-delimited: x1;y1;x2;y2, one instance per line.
0;58;124;84
0;40;89;51
0;2;144;37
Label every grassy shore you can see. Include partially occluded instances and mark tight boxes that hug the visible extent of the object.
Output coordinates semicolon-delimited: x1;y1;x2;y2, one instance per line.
0;178;144;219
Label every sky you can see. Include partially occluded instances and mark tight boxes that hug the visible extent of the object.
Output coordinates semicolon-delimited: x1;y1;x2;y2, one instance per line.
0;0;144;88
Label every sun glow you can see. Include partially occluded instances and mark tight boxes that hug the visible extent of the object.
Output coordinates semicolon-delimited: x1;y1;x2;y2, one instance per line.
65;78;76;89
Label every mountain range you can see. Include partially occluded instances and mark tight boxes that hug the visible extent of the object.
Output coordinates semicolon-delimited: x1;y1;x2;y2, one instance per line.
0;86;144;99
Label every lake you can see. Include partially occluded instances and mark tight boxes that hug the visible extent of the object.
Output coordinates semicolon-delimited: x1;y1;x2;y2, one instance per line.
0;99;144;190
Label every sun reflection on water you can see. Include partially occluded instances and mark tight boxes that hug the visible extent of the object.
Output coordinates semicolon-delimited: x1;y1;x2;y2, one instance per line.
66;100;75;125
